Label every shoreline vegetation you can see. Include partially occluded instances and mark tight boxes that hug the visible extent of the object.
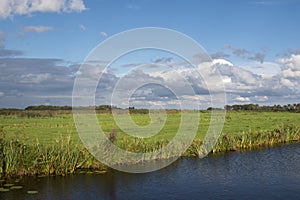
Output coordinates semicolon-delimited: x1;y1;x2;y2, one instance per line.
0;105;300;178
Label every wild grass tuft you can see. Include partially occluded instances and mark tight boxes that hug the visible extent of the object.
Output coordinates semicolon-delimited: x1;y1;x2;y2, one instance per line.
211;124;300;153
0;129;106;178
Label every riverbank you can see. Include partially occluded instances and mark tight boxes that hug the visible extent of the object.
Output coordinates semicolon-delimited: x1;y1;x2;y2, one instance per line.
2;143;300;199
1;123;300;178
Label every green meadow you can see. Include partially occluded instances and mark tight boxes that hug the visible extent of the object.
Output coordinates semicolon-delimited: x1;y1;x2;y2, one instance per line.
1;110;300;177
2;111;300;143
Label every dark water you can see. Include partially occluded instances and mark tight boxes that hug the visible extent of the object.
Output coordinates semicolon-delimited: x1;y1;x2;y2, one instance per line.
2;144;300;200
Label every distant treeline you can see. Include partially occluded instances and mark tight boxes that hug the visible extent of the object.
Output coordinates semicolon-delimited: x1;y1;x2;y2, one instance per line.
24;105;116;111
24;105;152;113
0;105;152;117
224;103;300;112
1;103;300;116
25;105;72;110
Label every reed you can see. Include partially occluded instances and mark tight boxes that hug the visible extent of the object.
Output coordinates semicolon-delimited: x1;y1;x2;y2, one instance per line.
1;122;300;177
0;129;106;178
211;124;300;153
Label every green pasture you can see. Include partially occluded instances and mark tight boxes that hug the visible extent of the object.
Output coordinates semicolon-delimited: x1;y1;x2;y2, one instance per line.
1;110;300;177
1;111;300;145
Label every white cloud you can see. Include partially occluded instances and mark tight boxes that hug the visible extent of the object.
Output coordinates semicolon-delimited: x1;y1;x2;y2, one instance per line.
282;68;300;78
279;54;300;71
68;0;86;12
22;26;53;33
0;1;12;19
28;0;65;13
100;32;108;37
280;78;294;87
0;57;76;107
222;76;232;84
2;52;300;108
239;61;281;78
20;73;51;84
235;96;250;102
0;91;4;97
96;54;300;108
279;54;300;89
120;59;282;107
217;61;260;87
254;95;268;102
213;59;233;66
0;0;86;19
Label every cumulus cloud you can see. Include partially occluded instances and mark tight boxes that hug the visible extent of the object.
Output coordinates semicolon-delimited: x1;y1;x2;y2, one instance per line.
0;57;76;107
22;26;53;33
239;61;281;78
1;51;300;108
278;54;300;89
280;78;294;87
235;96;250;102
111;66;213;108
212;58;298;105
279;54;300;71
104;57;300;107
0;0;86;19
68;0;86;11
254;95;268;102
216;62;259;86
212;59;233;66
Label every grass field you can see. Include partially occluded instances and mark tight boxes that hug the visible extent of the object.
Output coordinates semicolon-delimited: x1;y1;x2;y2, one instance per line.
1;110;300;177
2;111;300;143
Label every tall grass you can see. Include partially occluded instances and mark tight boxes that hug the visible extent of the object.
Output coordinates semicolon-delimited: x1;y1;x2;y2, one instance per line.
1;123;300;178
212;124;300;153
0;128;106;178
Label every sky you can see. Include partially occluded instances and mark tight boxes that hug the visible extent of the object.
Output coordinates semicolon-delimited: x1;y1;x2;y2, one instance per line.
0;0;300;108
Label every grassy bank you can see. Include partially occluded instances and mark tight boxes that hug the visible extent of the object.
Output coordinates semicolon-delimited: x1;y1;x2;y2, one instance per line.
191;123;300;156
0;129;106;177
0;111;300;177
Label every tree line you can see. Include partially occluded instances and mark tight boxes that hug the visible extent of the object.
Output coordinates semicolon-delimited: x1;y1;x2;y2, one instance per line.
24;105;117;111
224;103;300;112
1;103;300;114
22;103;300;112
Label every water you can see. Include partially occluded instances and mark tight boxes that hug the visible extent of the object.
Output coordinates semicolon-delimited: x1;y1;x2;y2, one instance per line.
1;143;300;199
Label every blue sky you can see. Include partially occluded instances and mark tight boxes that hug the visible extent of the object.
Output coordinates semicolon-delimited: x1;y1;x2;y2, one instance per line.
0;0;300;108
1;0;299;61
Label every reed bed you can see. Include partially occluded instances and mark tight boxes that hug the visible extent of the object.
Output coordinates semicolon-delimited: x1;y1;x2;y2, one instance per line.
0;129;106;178
1;124;300;178
212;124;300;153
